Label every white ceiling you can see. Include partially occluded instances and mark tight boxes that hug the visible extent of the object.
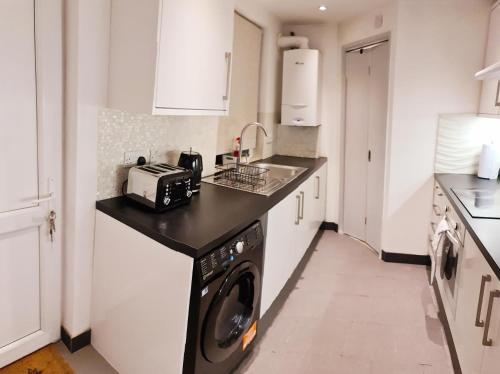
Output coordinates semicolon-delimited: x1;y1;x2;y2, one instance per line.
253;0;394;23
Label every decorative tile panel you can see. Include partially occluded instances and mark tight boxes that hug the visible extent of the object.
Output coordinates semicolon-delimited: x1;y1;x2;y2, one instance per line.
435;114;500;174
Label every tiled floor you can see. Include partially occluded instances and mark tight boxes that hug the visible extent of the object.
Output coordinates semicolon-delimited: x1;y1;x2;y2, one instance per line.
237;231;453;374
55;231;453;374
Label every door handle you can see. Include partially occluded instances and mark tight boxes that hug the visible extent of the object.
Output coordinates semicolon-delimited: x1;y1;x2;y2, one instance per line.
482;289;500;346
315;176;320;199
476;274;492;327
223;52;232;101
299;191;305;220
368;150;371;162
29;192;54;205
295;195;301;225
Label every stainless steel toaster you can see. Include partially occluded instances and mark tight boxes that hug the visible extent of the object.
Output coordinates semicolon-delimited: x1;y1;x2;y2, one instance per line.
126;163;193;212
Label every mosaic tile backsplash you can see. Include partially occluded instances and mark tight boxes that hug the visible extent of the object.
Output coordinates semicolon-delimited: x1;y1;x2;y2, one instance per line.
97;108;319;200
97;108;219;199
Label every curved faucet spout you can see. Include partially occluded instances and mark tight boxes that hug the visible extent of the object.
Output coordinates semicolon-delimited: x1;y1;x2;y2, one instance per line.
237;122;268;169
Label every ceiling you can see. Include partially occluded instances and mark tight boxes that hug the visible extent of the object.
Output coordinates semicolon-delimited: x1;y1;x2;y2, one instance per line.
253;0;394;23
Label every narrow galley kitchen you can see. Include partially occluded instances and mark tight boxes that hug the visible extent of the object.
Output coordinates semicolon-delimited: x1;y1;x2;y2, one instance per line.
1;0;500;374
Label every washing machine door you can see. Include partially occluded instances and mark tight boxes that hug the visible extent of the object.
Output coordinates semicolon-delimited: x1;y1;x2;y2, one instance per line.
202;261;261;363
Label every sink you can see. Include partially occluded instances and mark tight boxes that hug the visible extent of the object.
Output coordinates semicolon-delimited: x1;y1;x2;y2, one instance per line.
202;163;308;196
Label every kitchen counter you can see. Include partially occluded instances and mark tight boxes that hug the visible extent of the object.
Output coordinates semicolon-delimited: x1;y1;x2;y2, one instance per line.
96;155;327;258
435;173;500;279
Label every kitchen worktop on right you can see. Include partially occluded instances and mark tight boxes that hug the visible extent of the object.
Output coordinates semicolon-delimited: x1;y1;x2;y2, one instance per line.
435;173;500;279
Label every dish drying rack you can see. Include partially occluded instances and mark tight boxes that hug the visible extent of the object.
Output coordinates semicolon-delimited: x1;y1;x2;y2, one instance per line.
214;163;269;191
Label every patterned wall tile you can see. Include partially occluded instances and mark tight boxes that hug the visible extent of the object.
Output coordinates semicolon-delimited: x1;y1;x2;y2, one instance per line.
97;108;219;199
435;114;500;174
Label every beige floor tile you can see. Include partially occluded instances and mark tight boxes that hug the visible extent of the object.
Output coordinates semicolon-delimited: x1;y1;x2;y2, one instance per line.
240;232;454;374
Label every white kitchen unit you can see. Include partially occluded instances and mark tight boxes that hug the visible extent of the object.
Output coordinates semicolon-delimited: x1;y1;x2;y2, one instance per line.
107;0;235;116
478;1;500;115
261;164;327;317
281;49;321;126
481;275;500;374
454;232;496;374
91;212;193;374
431;179;500;374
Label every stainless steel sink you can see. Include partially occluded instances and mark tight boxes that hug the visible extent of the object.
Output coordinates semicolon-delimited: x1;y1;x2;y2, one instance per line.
203;163;308;196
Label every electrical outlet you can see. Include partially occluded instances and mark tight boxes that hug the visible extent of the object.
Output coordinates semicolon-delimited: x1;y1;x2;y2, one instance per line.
123;150;148;166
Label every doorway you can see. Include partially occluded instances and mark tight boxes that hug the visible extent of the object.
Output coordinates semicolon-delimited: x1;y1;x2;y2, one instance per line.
343;40;390;253
0;0;62;367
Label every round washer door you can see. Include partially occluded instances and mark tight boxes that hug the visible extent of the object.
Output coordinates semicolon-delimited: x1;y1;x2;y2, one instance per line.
202;261;261;363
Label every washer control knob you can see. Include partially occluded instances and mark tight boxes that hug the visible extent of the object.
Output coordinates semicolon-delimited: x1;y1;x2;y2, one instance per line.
163;196;171;206
235;241;244;254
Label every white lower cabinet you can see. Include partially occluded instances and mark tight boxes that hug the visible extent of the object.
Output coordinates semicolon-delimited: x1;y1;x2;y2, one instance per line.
455;233;494;374
480;276;500;374
261;164;327;317
453;231;500;374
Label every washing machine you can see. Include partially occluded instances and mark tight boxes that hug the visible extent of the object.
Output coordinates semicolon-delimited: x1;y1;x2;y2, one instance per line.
183;221;264;374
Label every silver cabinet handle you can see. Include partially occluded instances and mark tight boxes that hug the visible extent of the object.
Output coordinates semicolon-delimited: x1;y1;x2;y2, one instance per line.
432;204;442;216
299;191;305;220
482;289;500;346
295;195;301;225
223;52;232;100
315;176;320;199
476;274;492;327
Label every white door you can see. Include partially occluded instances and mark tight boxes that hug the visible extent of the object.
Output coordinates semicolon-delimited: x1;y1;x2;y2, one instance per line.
0;0;62;367
343;41;389;253
344;48;370;242
154;0;235;113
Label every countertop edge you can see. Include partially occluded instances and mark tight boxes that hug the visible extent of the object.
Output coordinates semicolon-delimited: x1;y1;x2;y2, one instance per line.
434;173;500;280
96;156;327;259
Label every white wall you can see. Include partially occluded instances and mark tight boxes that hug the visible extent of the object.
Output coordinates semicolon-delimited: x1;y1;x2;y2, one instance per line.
63;0;111;338
337;0;490;255
281;24;341;222
382;0;490;255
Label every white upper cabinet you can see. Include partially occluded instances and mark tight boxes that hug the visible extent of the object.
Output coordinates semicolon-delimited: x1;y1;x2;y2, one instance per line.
478;3;500;115
108;0;235;116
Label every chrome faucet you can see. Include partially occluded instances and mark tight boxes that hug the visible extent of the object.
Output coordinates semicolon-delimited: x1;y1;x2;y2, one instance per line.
237;122;268;170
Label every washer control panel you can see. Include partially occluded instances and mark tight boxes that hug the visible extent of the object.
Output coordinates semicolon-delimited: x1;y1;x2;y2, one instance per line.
197;221;263;283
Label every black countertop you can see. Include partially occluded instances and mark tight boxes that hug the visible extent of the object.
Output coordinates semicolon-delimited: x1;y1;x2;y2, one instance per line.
96;156;327;259
435;173;500;279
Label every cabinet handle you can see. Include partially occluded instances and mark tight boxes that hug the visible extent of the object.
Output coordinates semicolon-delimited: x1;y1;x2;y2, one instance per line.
295;195;301;225
482;289;500;346
476;274;492;327
299;191;305;220
315;176;320;199
432;204;442;216
223;52;232;101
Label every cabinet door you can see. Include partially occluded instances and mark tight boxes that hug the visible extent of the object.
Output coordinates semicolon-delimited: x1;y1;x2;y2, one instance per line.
454;233;494;374
260;186;302;317
154;0;234;114
480;276;500;374
479;4;500;115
